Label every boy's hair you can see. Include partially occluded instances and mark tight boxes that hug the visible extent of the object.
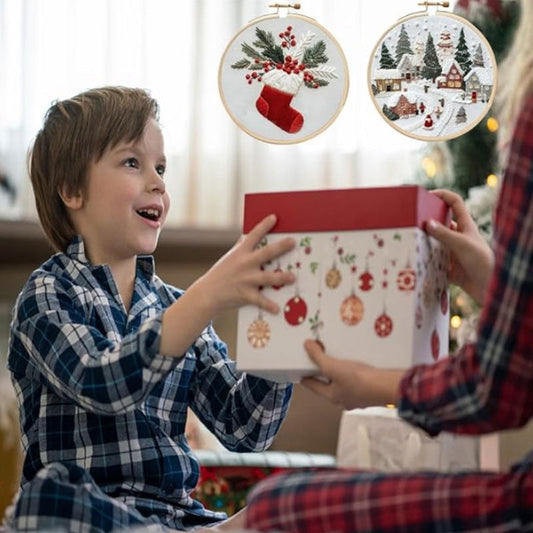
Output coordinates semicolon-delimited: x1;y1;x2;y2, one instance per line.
29;86;160;252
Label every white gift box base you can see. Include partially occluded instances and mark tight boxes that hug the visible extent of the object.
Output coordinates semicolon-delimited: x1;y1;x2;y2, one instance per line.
336;407;479;472
237;186;451;383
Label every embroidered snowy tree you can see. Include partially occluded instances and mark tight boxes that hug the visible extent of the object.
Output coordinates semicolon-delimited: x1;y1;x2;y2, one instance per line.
231;25;338;134
379;42;395;69
473;42;485;67
421;33;442;82
454;28;473;76
395;24;413;66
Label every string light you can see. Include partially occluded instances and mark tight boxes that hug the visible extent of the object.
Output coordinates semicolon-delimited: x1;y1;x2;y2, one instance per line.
450;315;462;329
422;157;437;178
486;174;498;187
486;117;499;132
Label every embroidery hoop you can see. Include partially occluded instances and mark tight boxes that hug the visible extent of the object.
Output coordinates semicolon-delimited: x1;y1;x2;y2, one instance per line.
367;1;497;142
218;3;349;144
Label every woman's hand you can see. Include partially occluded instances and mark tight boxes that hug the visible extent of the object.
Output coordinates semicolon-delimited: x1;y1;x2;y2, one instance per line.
427;189;494;305
300;340;404;410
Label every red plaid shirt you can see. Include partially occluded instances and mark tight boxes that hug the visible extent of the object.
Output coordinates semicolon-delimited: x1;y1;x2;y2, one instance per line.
245;93;533;532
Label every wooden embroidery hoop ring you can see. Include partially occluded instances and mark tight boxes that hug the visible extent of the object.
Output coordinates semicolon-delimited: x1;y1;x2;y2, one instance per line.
218;4;349;144
367;1;498;142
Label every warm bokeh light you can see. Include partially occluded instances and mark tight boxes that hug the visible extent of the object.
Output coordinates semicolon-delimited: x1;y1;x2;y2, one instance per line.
450;315;462;329
385;404;396;409
486;174;499;188
422;157;437;178
486;117;499;132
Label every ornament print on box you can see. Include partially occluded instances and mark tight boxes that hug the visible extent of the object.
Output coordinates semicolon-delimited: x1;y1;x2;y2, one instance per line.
367;2;497;141
218;4;349;144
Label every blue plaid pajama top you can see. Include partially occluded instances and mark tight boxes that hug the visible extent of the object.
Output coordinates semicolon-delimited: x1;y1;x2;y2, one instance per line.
7;237;292;531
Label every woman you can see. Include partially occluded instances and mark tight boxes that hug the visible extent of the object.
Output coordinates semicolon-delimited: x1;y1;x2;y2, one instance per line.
243;1;533;531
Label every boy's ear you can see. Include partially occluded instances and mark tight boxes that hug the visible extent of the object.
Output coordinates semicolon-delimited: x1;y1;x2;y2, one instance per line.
58;188;83;210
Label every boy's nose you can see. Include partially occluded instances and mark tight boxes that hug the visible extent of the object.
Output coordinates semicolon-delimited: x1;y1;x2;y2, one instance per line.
148;172;165;194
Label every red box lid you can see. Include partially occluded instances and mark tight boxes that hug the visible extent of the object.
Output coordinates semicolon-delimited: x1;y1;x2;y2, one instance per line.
243;186;450;233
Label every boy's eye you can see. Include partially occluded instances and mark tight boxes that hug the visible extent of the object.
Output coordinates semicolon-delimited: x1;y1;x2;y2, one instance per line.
156;165;166;177
124;158;139;168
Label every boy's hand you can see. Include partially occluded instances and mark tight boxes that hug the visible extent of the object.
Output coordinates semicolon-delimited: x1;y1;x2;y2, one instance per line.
192;214;296;316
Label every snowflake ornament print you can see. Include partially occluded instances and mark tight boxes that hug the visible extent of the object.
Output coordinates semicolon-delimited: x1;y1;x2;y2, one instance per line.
219;7;349;144
368;5;497;141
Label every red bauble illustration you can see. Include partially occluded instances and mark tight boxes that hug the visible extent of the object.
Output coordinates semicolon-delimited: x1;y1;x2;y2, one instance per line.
374;313;393;338
284;296;307;326
431;329;440;361
358;271;374;291
340;293;364;326
272;267;284;290
440;288;449;314
397;268;416;291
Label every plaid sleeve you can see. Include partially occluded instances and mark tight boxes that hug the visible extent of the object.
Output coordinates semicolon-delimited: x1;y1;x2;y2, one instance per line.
9;273;178;415
188;325;292;452
399;93;533;436
245;464;533;532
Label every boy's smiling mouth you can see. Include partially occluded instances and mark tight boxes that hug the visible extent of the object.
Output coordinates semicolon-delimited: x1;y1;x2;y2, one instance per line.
136;206;162;222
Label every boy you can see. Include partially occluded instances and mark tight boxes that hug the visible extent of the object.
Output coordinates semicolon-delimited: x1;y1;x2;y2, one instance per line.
7;86;295;532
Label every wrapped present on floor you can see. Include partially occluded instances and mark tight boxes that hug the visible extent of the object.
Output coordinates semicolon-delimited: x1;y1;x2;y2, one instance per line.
336;407;479;472
237;186;451;383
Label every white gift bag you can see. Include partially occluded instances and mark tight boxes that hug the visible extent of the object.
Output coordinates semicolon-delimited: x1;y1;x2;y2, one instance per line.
336;407;479;472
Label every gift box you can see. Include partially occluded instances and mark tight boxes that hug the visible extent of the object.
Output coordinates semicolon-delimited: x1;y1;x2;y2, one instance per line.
237;186;451;383
336;407;479;472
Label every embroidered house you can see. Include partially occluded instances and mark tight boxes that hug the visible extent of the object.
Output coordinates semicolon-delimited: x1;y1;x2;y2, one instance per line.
397;54;418;82
237;187;451;383
389;93;418;118
437;59;464;89
464;67;494;103
374;69;402;92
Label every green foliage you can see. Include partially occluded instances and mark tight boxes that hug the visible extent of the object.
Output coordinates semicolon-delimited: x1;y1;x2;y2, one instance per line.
302;40;328;68
455;28;472;75
382;104;399;121
395;24;413;65
231;58;251;69
421;33;442;81
380;42;395;69
445;2;521;197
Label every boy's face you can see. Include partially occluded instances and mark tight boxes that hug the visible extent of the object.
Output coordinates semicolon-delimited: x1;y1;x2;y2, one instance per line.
70;118;170;265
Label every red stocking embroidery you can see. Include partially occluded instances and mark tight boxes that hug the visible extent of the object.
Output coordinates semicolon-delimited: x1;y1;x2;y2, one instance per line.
256;84;303;134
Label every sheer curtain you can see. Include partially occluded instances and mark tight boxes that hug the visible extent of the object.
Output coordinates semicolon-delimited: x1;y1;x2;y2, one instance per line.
0;0;452;227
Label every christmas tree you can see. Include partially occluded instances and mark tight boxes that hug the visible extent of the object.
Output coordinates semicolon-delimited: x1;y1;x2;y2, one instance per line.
380;42;395;69
473;43;485;67
454;28;473;75
418;1;520;196
395;24;413;66
421;33;442;82
446;0;520;196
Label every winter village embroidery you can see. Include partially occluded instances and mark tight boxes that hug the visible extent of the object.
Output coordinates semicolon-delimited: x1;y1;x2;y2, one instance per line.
369;13;496;140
